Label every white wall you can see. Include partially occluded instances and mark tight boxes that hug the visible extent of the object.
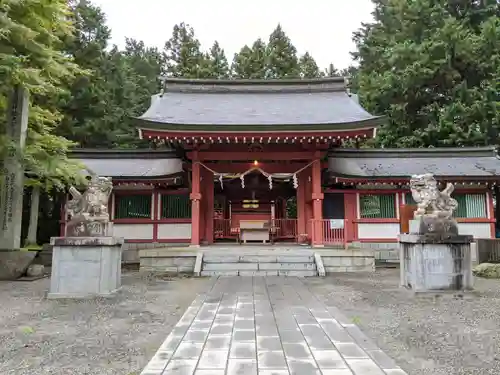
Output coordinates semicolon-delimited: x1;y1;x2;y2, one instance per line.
158;223;192;240
113;223;154;240
357;223;400;239
458;223;491;239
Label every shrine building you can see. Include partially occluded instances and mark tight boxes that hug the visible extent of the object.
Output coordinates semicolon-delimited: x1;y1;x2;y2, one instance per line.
67;77;500;264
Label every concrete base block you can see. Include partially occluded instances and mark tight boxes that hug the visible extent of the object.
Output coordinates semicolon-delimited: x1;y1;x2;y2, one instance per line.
0;250;37;280
399;235;473;292
48;236;123;299
320;252;375;274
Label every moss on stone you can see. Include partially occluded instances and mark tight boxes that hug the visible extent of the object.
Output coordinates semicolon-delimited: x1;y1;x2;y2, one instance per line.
472;263;500;279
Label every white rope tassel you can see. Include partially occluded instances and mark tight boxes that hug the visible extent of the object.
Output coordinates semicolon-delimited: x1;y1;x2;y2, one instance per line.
240;174;245;189
219;174;223;189
268;175;273;190
293;173;298;189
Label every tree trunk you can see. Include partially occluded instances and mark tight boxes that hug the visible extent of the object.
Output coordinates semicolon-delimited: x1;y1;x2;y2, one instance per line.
25;186;40;245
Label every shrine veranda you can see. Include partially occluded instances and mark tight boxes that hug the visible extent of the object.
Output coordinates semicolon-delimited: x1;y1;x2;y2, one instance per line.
64;77;500;264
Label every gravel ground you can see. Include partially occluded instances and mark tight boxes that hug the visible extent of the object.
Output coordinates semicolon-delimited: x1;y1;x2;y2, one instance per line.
305;269;500;375
0;271;213;375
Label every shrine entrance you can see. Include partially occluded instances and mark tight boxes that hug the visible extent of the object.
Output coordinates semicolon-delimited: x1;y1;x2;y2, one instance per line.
212;171;298;244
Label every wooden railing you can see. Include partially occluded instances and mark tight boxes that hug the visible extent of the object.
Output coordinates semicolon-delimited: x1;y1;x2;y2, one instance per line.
310;219;347;248
476;239;500;263
214;218;348;246
214;218;236;239
271;219;298;241
213;218;299;242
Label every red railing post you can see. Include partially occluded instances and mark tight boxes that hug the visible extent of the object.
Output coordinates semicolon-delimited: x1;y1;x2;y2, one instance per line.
344;219;348;249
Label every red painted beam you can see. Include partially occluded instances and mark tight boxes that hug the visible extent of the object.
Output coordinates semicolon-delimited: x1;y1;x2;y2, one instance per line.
188;151;325;161
142;128;375;139
201;162;317;174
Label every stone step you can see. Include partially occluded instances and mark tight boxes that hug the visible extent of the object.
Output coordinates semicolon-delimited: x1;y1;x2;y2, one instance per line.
200;270;317;277
203;254;315;263
202;262;317;271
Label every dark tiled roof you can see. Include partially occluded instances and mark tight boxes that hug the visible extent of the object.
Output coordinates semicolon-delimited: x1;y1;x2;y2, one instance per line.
69;149;183;178
136;78;383;128
328;147;500;178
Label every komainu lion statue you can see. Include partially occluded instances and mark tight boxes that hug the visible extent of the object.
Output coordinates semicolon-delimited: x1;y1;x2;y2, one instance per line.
410;173;458;220
66;173;113;223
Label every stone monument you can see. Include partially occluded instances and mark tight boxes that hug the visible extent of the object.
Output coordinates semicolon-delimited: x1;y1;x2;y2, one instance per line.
399;173;474;292
0;85;37;280
48;172;124;299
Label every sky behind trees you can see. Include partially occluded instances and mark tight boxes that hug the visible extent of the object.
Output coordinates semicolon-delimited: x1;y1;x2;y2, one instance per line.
91;0;375;70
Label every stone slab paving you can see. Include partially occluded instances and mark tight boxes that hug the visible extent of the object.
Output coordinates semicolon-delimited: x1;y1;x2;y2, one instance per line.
140;277;408;375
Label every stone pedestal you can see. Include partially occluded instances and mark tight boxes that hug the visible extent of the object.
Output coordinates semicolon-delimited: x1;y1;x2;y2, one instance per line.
48;236;123;299
399;233;474;292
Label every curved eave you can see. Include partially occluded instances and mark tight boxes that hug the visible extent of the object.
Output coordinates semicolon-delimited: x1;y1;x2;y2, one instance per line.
111;172;185;181
328;173;500;182
135;116;386;133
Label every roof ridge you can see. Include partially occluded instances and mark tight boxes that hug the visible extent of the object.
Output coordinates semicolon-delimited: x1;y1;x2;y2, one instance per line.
161;77;347;94
329;146;498;158
160;77;346;85
69;148;178;159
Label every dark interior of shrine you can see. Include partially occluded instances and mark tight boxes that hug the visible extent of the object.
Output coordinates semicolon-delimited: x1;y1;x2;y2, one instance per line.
214;171;296;203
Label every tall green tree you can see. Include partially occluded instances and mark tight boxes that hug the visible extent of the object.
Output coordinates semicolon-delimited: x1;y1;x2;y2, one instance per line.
231;39;268;79
299;52;321;78
59;0;112;148
61;1;160;148
341;65;360;93
205;41;230;78
0;0;84;189
323;63;340;77
163;22;209;78
354;0;500;148
266;24;300;78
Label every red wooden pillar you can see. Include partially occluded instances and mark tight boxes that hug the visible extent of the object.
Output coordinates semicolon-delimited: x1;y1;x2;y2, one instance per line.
205;169;215;244
297;171;307;242
344;192;358;243
304;167;313;242
311;158;324;246
488;191;496;238
190;155;202;246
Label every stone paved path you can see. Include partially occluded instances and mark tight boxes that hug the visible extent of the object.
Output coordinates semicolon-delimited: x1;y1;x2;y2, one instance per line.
140;277;408;375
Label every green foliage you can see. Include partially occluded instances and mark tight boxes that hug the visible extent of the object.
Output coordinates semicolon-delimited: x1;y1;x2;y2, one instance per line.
354;0;500;148
265;24;300;78
163;22;209;78
324;63;340;77
0;0;85;191
299;52;322;78
204;41;230;78
231;39;268;79
60;1;162;148
3;1;354;191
